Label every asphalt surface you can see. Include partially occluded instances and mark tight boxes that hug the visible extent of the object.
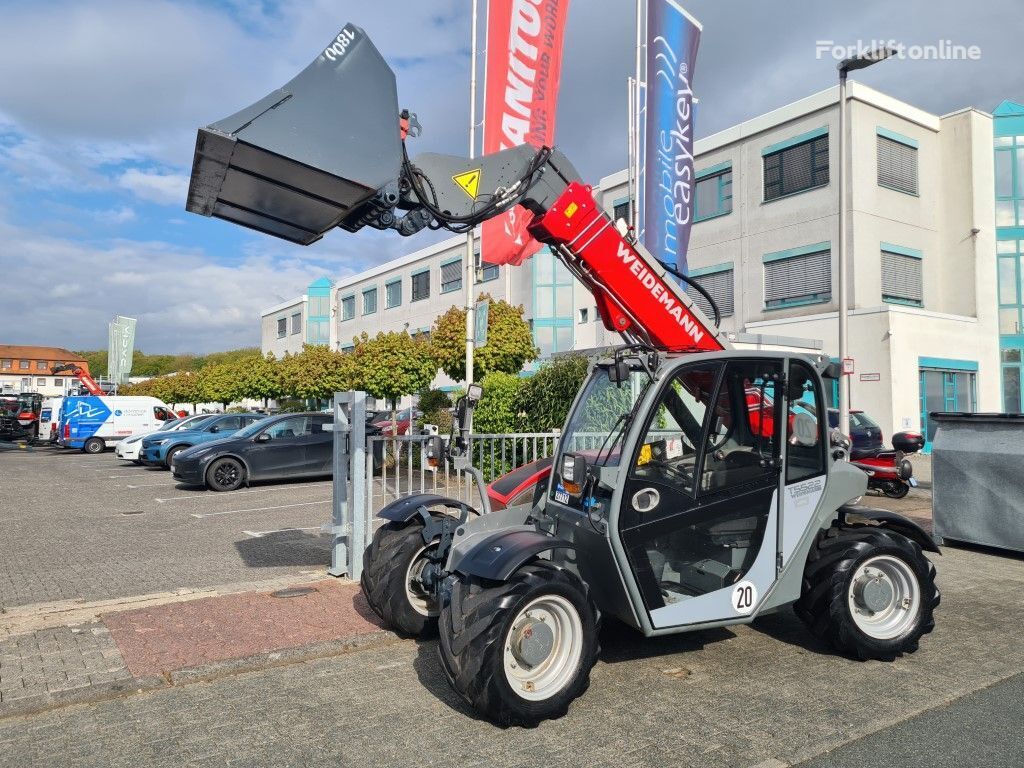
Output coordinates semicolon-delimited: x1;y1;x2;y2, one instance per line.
796;673;1024;768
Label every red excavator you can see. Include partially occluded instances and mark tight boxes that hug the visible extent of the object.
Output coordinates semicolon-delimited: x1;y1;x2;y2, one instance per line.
50;363;105;396
185;23;940;726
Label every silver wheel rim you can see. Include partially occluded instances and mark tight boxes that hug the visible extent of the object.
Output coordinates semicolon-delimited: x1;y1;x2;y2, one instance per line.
503;594;583;701
404;543;438;617
848;554;920;640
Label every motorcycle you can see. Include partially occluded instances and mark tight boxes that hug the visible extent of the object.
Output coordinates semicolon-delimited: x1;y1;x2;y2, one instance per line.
850;431;925;499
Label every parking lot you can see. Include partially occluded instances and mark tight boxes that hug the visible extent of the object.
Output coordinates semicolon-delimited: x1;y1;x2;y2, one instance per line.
0;444;336;610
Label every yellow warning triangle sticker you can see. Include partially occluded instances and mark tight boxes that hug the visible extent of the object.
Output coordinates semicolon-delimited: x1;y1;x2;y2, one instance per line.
452;168;481;200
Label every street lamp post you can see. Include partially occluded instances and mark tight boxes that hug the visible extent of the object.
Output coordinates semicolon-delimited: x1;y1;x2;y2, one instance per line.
836;48;893;434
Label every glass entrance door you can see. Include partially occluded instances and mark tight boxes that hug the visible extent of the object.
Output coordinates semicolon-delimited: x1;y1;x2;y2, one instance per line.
919;366;977;449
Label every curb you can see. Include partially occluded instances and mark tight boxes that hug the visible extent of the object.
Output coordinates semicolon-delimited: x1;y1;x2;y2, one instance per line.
0;629;402;722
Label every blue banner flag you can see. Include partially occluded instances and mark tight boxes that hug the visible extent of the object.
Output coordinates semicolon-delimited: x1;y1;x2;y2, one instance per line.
640;0;702;275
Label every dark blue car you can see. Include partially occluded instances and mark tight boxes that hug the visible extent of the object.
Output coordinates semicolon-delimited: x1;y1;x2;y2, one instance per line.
827;408;884;459
140;413;265;468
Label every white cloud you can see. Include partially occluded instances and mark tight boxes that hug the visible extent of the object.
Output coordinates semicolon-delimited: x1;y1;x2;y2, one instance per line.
95;205;136;224
117;169;189;206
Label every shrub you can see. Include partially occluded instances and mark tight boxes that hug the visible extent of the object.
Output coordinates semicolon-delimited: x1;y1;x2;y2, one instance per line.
517;355;590;432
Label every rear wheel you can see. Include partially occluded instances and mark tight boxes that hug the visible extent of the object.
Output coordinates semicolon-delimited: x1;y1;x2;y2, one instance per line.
206;457;245;491
361;519;440;637
795;527;939;661
83;437;104;454
438;561;599;726
881;481;910;499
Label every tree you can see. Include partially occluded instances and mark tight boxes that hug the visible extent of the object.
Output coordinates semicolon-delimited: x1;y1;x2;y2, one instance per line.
354;331;438;409
157;371;203;412
517;354;590;432
473;372;524;434
238;353;283;408
430;294;537;382
197;363;245;410
278;345;354;405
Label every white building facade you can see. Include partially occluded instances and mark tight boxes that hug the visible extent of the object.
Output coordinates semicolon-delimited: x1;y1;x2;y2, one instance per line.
261;82;1003;447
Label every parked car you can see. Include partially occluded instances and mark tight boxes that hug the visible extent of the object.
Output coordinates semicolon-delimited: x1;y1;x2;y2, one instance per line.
115;414;215;463
827;408;884;459
374;407;423;436
140;413;265;468
171;412;334;491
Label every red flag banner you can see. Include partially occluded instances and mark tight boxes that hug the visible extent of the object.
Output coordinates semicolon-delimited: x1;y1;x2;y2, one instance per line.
481;0;571;266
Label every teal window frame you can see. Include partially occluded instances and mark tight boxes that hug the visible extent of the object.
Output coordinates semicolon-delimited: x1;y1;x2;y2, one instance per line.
411;269;430;302
919;358;978;450
694;162;733;223
762;126;829;202
997;238;1024;337
340;294;355;322
475;252;499;283
385;279;402;309
612;196;631;223
440;257;463;294
876;127;920;197
762;242;832;310
362;287;377;315
881;242;924;307
532;248;574;358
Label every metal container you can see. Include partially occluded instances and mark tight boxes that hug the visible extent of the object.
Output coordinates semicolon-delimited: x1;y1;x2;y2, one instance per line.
931;412;1024;553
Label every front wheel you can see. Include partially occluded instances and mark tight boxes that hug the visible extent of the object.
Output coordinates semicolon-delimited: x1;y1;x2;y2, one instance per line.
361;520;440;636
881;481;911;499
795;527;939;661
83;437;104;454
438;561;599;726
206;457;245;491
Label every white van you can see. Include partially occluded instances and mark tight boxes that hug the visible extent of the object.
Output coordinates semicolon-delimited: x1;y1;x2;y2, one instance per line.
58;396;176;454
38;397;63;443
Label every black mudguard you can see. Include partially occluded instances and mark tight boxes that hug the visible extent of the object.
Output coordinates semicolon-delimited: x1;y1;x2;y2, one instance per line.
454;529;573;581
377;493;476;524
840;505;941;553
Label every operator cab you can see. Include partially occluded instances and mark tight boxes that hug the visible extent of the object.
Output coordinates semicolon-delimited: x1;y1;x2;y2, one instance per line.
549;352;829;632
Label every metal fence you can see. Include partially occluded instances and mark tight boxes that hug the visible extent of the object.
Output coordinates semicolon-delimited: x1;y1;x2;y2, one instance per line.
366;432;561;511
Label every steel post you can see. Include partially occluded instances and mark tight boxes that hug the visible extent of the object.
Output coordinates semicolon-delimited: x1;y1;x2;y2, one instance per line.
328;391;352;577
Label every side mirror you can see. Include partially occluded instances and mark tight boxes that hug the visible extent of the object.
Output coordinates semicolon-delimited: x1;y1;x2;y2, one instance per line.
829;428;851;461
256;432;271;443
560;453;588;496
209;425;220;433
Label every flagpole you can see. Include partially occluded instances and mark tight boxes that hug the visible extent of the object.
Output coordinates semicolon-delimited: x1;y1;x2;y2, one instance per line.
464;0;479;401
633;0;644;232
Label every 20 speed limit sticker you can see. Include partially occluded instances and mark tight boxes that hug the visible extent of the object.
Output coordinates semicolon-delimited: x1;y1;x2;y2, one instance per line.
731;580;758;615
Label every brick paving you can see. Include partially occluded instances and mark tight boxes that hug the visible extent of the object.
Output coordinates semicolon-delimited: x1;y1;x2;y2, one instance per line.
103;580;383;677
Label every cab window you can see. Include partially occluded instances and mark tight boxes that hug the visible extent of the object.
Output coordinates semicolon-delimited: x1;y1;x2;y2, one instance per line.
786;360;826;483
699;360;782;494
266;416;312;440
630;365;719;495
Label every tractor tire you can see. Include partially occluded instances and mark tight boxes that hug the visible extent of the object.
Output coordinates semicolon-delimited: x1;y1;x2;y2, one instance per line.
795;526;939;661
83;437;105;454
881;481;911;499
361;520;440;637
437;561;599;726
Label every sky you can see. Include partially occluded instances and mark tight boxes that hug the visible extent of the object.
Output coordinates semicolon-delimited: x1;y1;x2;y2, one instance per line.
0;0;1019;354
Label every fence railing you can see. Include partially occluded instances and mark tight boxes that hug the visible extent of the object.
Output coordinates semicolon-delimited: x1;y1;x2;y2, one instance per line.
366;432;566;511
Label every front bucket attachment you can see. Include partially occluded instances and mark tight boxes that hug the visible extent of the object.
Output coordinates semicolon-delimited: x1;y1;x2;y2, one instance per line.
186;23;402;245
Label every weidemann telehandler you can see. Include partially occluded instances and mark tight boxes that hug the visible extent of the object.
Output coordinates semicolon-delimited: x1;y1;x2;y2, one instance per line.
185;24;941;726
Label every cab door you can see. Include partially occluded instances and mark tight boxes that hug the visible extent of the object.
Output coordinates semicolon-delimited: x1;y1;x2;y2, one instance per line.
618;358;783;630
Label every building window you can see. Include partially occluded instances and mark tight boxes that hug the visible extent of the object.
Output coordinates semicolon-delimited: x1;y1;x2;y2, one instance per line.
763;129;829;202
476;252;499;282
694;165;732;222
307;319;329;344
441;259;463;293
686;265;735;318
877;129;919;195
881;244;923;306
612;198;631;223
995;134;1024;227
1;359;9;369
19;360;29;370
341;295;355;321
20;378;29;389
763;243;831;309
532;248;573;357
54;378;63;387
37;378;45;387
386;280;402;308
36;361;47;371
578;308;589;324
997;239;1024;336
411;270;430;302
363;287;377;315
308;295;330;317
919;360;977;446
277;318;287;338
291;313;301;335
